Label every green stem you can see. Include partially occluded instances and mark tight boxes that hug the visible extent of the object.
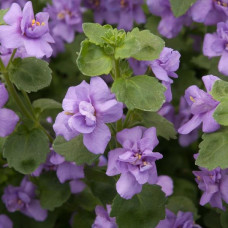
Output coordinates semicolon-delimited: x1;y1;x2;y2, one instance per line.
114;59;120;79
116;119;123;132
6;49;17;70
22;90;37;120
123;109;133;128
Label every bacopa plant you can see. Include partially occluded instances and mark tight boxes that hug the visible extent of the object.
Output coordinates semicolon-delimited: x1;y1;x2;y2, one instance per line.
1;0;228;227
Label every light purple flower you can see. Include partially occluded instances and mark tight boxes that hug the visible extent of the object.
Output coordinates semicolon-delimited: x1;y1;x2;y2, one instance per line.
53;77;123;154
128;58;148;76
203;21;228;76
92;205;117;228
0;83;19;137
191;0;228;25
147;0;192;38
193;167;228;210
2;177;47;221
106;126;163;199
156;209;201;228
0;1;54;58
0;0;26;9
0;214;13;228
32;149;85;194
176;97;199;147
156;175;173;197
178;75;220;134
104;0;146;31
45;0;82;43
158;102;175;123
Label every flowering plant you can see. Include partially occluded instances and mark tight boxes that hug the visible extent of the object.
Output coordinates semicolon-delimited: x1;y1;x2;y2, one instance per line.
1;0;228;227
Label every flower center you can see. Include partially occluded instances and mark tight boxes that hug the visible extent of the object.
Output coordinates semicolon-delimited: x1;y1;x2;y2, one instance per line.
31;19;45;27
120;0;128;8
190;96;195;102
213;0;228;7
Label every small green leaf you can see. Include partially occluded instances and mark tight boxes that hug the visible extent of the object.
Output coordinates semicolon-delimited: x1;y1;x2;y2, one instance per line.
53;135;99;165
196;129;228;170
136;110;177;140
211;80;228;102
9;58;52;93
0;9;8;25
112;76;166;111
213;102;228;126
130;28;165;61
3;128;49;174
37;172;71;211
170;0;197;17
83;23;112;46
115;33;140;59
33;98;62;113
111;185;166;228
76;40;113;76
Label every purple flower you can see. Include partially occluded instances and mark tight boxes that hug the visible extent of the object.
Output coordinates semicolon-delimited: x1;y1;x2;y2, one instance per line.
158;102;175;123
191;0;228;25
53;77;123;154
176;97;199;147
147;0;192;38
104;0;146;31
156;209;201;228
106;126;163;199
203;21;228;76
2;177;47;221
0;1;54;58
92;205;117;228
178;75;220;134
32;149;85;194
128;58;148;76
0;214;13;228
193;167;228;210
156;175;173;197
0;83;19;137
45;0;82;43
0;0;26;9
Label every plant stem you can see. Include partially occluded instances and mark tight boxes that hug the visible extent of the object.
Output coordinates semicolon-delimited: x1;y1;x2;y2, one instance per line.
123;109;133;128
22;90;37;120
114;59;121;79
116;119;123;132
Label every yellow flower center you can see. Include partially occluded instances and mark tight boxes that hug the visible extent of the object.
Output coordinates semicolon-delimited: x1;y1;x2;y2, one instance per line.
32;19;45;26
190;96;195;102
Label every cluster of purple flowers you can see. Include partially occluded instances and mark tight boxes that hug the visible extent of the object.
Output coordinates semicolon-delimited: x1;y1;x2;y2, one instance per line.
0;82;19;137
2;177;47;221
83;0;145;31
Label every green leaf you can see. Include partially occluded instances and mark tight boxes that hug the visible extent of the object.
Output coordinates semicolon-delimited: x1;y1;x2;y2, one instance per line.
72;210;95;228
0;9;8;25
33;98;62;113
111;185;166;228
112;76;166;111
131;28;165;61
170;0;197;17
221;210;228;228
53;135;99;165
85;166;116;204
213;102;228;126
196;129;228;170
9;58;52;93
76;40;112;76
82;23;112;46
135;110;176;140
3;128;49;174
211;80;228;102
115;33;140;59
37;172;71;211
167;196;198;219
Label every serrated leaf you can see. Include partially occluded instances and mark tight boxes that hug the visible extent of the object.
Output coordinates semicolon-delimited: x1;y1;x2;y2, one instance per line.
33;98;62;113
83;23;112;46
37;172;71;211
131;28;165;61
211;80;228;102
53;135;99;165
112;76;166;111
111;185;166;228
76;40;112;76
213;102;228;126
170;0;197;17
3;128;49;174
196;129;228;170
8;58;52;93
